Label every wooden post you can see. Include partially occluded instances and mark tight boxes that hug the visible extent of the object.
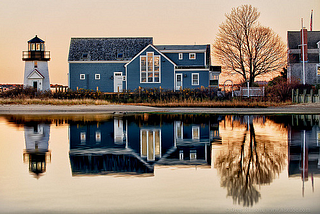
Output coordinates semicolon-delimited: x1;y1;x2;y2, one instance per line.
292;89;295;103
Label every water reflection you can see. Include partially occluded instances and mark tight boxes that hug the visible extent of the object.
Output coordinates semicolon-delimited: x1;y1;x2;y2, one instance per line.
289;115;320;196
23;122;51;179
69;114;222;176
215;116;288;207
2;113;319;208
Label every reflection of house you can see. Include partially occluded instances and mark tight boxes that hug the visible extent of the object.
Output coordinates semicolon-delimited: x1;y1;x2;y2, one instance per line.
69;114;222;176
288;115;320;195
23;123;51;179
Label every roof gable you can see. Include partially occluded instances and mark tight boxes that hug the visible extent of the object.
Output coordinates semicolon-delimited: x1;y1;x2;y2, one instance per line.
68;37;153;62
125;44;176;67
27;69;44;79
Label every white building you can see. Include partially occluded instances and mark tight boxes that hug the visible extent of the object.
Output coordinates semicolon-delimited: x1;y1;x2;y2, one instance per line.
22;35;51;91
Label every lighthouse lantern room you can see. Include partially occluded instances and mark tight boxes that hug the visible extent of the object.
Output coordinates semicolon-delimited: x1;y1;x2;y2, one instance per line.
22;35;50;91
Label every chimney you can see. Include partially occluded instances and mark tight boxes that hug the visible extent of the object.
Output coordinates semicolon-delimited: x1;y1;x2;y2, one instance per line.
300;28;308;62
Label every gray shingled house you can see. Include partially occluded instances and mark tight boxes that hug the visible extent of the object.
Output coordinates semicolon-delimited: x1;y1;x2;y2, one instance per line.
287;30;320;85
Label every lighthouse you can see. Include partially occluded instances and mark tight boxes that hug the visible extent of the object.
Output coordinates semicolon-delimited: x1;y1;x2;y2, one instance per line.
22;35;50;91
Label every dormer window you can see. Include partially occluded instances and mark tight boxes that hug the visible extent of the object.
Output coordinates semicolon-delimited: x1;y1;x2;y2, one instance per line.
117;52;124;59
82;52;89;61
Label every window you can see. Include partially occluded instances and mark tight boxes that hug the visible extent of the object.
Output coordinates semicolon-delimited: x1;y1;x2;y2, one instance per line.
189;53;196;59
31;43;35;51
80;132;86;144
117;53;124;58
141;56;146;82
175;121;183;140
140;52;160;83
140;129;161;161
34;61;38;68
36;43;40;51
190;150;197;160
96;131;101;143
179;53;183;60
95;74;100;80
317;64;320;76
192;73;199;85
179;150;184;160
209;73;219;86
192;126;200;140
80;74;85;80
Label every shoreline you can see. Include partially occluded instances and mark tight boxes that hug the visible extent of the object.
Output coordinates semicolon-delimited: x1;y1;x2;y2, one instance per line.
1;103;320;115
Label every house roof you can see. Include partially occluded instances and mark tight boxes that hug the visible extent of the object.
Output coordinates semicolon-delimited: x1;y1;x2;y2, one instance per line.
28;35;45;43
155;45;208;52
68;37;153;61
287;31;320;49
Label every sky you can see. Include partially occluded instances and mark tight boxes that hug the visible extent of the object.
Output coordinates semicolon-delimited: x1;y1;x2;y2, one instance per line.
0;0;319;85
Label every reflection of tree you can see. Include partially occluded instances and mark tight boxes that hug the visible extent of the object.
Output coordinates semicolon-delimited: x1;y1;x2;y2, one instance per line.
215;121;287;207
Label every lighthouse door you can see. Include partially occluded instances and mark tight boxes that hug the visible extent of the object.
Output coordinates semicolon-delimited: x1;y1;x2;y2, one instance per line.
33;81;38;90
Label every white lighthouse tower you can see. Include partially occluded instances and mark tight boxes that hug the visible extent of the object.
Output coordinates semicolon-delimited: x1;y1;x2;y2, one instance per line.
22;35;50;91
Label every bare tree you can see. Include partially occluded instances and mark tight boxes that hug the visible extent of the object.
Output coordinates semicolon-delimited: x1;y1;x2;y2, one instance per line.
213;5;286;86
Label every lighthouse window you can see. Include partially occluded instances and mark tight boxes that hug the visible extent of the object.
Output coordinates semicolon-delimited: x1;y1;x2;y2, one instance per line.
34;61;38;68
31;43;35;51
36;44;40;51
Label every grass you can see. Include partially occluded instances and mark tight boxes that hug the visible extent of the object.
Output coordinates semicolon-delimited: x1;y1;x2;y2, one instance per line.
0;97;290;108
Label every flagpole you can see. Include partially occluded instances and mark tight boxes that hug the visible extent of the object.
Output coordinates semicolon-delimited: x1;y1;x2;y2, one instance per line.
301;18;306;85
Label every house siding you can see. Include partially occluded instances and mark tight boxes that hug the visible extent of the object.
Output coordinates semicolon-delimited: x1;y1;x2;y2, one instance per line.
69;63;125;91
176;70;209;89
163;52;205;67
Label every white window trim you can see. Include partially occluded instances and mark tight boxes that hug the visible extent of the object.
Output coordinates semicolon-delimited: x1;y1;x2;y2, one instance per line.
189;53;196;60
179;53;183;60
140;129;162;161
140;52;161;83
95;74;100;80
192;73;199;85
192;126;200;140
80;74;85;80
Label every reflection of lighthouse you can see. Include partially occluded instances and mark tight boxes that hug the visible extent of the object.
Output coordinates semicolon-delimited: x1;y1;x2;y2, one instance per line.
23;123;51;179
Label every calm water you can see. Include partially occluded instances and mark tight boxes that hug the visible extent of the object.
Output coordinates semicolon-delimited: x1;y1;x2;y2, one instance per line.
0;113;319;214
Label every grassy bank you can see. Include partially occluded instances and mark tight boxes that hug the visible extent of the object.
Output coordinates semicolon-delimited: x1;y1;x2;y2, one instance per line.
0;98;290;108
